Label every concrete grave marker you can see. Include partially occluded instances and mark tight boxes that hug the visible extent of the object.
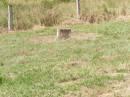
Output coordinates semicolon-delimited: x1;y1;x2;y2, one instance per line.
56;28;71;39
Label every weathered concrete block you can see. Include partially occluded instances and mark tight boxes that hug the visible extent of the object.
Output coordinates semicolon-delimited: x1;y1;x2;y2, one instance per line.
56;28;71;39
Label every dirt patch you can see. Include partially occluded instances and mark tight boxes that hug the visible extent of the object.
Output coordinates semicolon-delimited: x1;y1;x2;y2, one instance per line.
96;66;117;75
63;73;130;97
32;25;45;31
30;32;100;44
102;55;118;61
98;73;130;97
116;15;130;22
64;93;77;97
59;78;82;87
57;60;89;86
8;73;17;80
57;60;90;72
62;18;85;25
65;60;89;68
64;87;100;97
97;63;130;76
71;32;100;41
62;63;130;97
30;36;55;44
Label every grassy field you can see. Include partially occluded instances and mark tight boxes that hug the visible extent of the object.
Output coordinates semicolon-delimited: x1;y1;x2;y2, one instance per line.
0;20;130;97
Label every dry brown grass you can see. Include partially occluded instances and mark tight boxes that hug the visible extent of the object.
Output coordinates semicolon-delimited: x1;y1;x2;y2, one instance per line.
80;0;130;23
1;0;130;30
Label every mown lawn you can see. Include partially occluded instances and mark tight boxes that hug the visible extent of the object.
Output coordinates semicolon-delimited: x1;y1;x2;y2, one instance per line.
0;21;130;97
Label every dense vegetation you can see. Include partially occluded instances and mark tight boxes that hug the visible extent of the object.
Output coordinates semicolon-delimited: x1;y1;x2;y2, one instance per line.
1;0;130;30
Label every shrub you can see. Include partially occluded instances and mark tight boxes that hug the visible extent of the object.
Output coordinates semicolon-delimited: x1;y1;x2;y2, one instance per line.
14;17;33;30
13;5;39;30
80;0;130;23
40;9;62;26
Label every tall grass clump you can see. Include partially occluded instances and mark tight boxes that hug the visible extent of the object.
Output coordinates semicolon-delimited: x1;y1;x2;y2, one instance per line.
80;0;130;23
1;0;130;30
12;0;71;29
40;9;62;26
0;0;70;30
0;1;7;30
39;0;63;26
13;4;39;30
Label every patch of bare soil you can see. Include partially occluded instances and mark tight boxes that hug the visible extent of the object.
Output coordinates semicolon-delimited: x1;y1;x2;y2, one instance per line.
65;60;89;68
92;65;130;97
59;78;82;87
97;63;130;75
32;25;45;31
97;63;130;97
71;32;100;41
116;15;130;22
8;72;17;80
64;93;77;97
30;36;55;44
102;55;119;61
98;73;130;97
62;18;85;25
57;60;89;86
64;73;130;97
63;63;130;97
96;66;117;75
30;32;100;44
64;87;101;97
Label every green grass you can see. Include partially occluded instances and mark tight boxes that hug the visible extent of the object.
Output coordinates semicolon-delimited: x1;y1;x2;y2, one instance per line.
0;21;130;97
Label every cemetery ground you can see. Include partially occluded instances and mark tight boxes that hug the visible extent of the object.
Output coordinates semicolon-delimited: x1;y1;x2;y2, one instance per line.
1;21;130;97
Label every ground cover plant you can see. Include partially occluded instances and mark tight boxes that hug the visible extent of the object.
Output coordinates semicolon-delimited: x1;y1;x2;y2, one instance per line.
1;0;130;30
1;0;130;97
0;20;130;97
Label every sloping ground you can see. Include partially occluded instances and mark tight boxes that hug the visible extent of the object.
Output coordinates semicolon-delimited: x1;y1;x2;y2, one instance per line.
98;72;130;97
0;21;130;97
64;75;130;97
29;32;100;44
